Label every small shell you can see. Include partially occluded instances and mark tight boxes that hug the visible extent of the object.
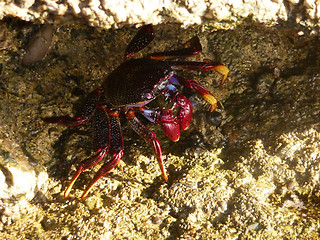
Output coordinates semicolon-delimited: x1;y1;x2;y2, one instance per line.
22;24;54;66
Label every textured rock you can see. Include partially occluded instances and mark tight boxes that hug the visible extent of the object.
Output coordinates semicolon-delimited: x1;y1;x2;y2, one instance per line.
1;0;320;29
1;17;320;239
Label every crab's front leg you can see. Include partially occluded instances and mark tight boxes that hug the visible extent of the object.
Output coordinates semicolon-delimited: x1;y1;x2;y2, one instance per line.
169;74;223;112
43;89;103;127
125;108;168;181
148;36;202;60
141;85;193;142
171;61;229;86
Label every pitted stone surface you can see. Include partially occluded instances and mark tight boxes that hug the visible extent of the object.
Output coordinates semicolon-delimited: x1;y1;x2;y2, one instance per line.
1;0;319;29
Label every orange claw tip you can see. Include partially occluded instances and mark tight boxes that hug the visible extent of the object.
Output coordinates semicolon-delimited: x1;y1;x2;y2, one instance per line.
64;185;73;199
64;182;75;199
80;178;100;199
181;125;189;131
80;191;89;199
163;174;169;182
215;64;229;76
214;65;229;85
209;103;217;112
63;171;82;198
64;179;77;198
80;187;91;199
80;184;95;199
202;93;217;112
172;136;180;142
160;168;168;182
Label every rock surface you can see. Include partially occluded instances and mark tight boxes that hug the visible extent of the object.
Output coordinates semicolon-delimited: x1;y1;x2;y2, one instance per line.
0;18;320;239
1;0;320;29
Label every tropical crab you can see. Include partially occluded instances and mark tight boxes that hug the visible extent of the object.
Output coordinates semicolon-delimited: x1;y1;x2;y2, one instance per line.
43;25;229;198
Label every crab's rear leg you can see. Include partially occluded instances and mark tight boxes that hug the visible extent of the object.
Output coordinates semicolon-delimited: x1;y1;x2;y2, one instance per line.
81;109;124;198
125;108;168;182
64;107;110;198
43;89;102;127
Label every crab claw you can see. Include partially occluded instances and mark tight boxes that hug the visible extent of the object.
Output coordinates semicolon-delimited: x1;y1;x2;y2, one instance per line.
158;109;181;142
140;89;193;142
174;93;193;130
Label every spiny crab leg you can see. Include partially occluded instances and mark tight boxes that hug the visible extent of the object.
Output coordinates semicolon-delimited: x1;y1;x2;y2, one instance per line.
125;24;155;60
125;108;168;181
64;149;108;198
81;150;123;199
64;106;111;198
81;108;124;198
170;74;220;112
171;61;229;86
148;36;202;60
42;89;102;127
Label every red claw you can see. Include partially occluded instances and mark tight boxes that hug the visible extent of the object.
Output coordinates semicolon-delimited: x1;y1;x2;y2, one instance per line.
175;94;193;130
158;109;181;142
140;91;193;142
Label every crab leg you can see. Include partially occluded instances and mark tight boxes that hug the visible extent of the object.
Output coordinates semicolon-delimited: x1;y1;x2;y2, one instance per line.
64;150;107;198
64;107;110;198
148;36;202;60
170;61;229;86
125;24;155;60
125;108;168;181
43;89;102;127
170;74;222;112
81;109;124;198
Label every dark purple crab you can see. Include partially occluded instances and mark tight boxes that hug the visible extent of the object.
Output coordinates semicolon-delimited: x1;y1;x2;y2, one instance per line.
43;25;229;198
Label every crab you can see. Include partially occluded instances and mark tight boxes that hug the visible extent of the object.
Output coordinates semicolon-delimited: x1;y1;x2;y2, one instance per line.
43;25;229;198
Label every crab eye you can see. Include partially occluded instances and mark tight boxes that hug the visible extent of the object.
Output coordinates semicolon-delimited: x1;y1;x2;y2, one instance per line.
142;92;153;100
159;81;166;89
157;79;168;91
